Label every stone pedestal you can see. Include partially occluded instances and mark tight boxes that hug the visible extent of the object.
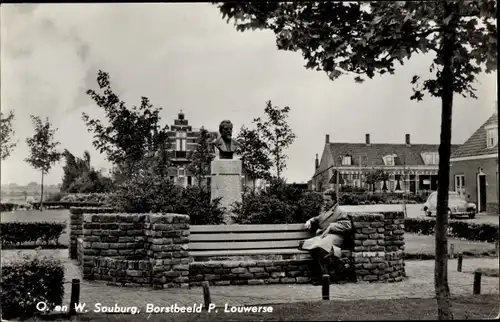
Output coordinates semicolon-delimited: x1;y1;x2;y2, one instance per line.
211;159;242;224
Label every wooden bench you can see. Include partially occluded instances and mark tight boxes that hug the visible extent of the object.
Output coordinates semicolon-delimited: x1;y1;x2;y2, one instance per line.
188;223;355;286
189;224;316;259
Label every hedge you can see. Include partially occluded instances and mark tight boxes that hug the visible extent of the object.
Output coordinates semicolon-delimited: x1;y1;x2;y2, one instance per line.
69;206;118;214
338;192;427;205
0;202;33;212
404;217;499;243
0;222;66;247
1;255;65;320
30;200;105;209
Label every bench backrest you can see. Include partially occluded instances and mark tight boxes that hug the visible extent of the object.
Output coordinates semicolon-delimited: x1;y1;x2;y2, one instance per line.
189;224;314;252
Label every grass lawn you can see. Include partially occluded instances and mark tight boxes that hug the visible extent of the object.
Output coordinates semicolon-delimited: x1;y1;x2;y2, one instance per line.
25;295;500;321
404;234;497;259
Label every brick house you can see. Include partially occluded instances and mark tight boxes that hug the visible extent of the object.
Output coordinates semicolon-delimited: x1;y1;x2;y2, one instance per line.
311;133;460;194
449;112;499;214
165;111;218;187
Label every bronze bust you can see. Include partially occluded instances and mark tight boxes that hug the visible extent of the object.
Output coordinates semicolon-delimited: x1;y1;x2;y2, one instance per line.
213;120;240;159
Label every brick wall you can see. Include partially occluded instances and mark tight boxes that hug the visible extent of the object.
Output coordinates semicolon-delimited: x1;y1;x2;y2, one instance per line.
78;213;191;288
74;211;405;287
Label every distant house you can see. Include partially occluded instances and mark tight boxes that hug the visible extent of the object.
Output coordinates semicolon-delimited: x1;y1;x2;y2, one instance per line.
165;111;218;188
450;112;498;214
311;133;460;194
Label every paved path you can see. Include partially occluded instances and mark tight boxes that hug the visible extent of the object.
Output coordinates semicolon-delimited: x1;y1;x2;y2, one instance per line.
3;250;498;309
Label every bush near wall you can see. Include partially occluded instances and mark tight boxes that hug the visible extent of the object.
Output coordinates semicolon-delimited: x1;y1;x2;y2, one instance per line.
30;200;105;209
338;192;426;205
232;184;324;224
404;217;499;243
0;202;32;212
1;255;65;320
0;222;66;247
69;206;118;215
60;193;113;204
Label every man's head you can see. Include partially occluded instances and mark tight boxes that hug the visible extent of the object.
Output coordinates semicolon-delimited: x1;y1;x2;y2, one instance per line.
219;120;233;140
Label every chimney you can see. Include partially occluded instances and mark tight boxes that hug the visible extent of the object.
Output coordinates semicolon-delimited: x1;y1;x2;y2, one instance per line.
325;134;330;144
405;134;411;146
315;154;319;170
365;134;370;145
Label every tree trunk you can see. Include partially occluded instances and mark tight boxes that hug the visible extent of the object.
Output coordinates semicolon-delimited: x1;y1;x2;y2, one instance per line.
40;171;45;212
435;23;455;320
252;178;256;193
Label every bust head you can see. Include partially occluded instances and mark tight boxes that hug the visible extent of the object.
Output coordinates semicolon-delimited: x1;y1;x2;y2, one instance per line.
219;120;233;141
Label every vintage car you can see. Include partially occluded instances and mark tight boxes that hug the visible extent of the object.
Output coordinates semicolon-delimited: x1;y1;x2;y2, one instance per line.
422;191;477;219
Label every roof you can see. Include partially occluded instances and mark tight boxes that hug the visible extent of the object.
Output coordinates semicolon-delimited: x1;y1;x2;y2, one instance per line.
451;113;498;159
315;142;460;175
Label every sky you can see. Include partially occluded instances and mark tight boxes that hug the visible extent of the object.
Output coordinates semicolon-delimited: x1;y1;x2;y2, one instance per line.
0;3;497;186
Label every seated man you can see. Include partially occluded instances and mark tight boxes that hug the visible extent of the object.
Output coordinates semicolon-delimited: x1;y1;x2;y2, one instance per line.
299;197;352;285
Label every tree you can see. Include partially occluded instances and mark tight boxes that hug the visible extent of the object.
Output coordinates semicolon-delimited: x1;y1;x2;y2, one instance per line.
0;110;17;160
236;125;272;191
61;149;113;193
217;1;497;319
365;168;390;192
25;115;62;211
83;70;169;178
254;101;296;181
187;127;215;188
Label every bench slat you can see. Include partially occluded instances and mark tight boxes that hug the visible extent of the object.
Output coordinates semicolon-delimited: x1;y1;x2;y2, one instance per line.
190;224;307;233
189;231;314;242
190;248;310;257
189;240;301;251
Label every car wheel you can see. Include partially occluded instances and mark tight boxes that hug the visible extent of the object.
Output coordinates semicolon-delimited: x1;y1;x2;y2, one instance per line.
425;210;432;217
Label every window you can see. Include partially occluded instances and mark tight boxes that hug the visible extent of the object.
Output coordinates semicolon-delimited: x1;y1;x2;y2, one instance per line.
433;153;439;165
176;132;187;151
385;156;394;166
424;154;433;165
177;168;185;177
169;176;174;181
187;176;192;186
486;127;498;148
342;156;352;165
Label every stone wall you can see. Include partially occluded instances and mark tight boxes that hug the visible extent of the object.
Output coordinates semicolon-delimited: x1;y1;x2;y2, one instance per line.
69;212;83;259
69;207;117;259
190;259;312;286
352;213;405;283
146;214;191;289
77;213;190;288
73;211;405;287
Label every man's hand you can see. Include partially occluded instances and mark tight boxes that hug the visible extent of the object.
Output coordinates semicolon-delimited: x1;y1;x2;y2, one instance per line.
320;226;330;238
304;220;311;230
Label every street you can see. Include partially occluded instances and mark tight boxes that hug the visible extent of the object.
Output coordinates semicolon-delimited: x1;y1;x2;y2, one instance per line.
341;204;499;225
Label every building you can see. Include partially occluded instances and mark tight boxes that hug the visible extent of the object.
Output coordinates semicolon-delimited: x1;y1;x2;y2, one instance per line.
311;133;460;194
165;111;218;187
450;112;498;214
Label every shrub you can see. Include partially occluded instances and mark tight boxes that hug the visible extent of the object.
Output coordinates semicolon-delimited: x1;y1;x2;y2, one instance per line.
1;255;65;320
110;167;225;224
232;185;325;224
338;192;426;205
30;200;105;209
175;186;225;225
404;217;499;243
0;202;18;212
0;222;66;247
69;207;118;215
60;192;113;204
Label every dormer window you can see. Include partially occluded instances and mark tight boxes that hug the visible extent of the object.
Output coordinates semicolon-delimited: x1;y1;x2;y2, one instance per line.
342;156;352;166
422;152;439;165
486;125;498;148
384;155;395;166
